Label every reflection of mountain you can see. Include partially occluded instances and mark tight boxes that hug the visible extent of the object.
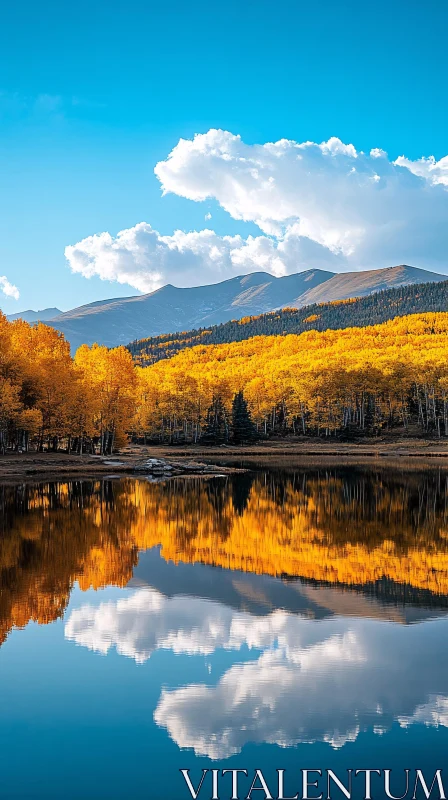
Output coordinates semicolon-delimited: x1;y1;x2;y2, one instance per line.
65;585;448;758
131;549;448;624
3;468;448;644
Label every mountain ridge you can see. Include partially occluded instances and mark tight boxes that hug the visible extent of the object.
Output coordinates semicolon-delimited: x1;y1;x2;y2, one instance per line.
5;265;447;351
33;268;334;350
289;265;440;307
6;307;62;323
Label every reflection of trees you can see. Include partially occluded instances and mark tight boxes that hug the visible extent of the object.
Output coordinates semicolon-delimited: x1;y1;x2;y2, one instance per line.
278;469;448;554
3;469;448;644
0;480;139;646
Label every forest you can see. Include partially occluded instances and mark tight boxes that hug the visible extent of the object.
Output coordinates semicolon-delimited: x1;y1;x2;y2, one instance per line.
135;312;448;442
128;278;448;365
5;309;448;450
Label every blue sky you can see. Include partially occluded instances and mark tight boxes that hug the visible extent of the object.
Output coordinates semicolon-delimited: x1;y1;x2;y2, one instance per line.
1;0;447;314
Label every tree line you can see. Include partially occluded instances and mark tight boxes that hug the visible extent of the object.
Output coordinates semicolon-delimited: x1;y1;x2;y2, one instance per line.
5;310;448;451
128;278;448;365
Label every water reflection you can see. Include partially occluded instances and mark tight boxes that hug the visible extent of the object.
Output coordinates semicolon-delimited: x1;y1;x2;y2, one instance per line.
64;581;448;757
154;615;448;758
2;468;448;768
2;468;448;643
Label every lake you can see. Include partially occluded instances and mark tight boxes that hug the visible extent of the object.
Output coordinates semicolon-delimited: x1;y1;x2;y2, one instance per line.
2;466;448;799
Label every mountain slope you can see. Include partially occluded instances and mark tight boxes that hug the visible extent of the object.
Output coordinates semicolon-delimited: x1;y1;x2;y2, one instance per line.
6;307;62;323
129;277;448;365
20;265;447;352
291;265;446;307
47;269;334;351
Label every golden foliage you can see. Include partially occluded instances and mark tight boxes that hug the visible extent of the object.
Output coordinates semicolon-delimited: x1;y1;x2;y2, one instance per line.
303;313;320;323
5;310;448;448
0;313;136;453
136;312;448;437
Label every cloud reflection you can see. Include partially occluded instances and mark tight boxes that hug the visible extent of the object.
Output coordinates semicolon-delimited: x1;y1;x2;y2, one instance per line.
65;588;448;758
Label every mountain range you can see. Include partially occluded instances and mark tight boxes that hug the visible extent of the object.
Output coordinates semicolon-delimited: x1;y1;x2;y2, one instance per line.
6;265;447;351
5;307;62;324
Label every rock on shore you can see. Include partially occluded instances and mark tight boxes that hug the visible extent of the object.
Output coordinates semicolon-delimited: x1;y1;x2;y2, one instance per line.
133;457;234;478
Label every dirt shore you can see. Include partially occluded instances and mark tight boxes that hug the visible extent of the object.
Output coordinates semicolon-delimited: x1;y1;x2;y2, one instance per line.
0;448;241;483
2;437;448;482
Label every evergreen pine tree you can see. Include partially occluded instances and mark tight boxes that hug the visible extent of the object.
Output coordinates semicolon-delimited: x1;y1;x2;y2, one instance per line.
201;395;229;443
231;390;257;444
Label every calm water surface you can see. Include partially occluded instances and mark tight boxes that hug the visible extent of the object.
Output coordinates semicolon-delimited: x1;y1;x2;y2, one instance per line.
2;467;448;798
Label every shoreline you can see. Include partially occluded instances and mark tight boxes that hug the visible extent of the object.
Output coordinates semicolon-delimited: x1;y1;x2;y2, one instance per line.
0;449;243;484
2;438;448;482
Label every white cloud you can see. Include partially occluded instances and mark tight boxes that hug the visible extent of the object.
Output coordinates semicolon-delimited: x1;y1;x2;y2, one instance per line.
394;154;448;187
66;588;448;760
319;136;358;158
65;131;448;293
0;275;19;300
155;129;448;272
64;222;343;293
